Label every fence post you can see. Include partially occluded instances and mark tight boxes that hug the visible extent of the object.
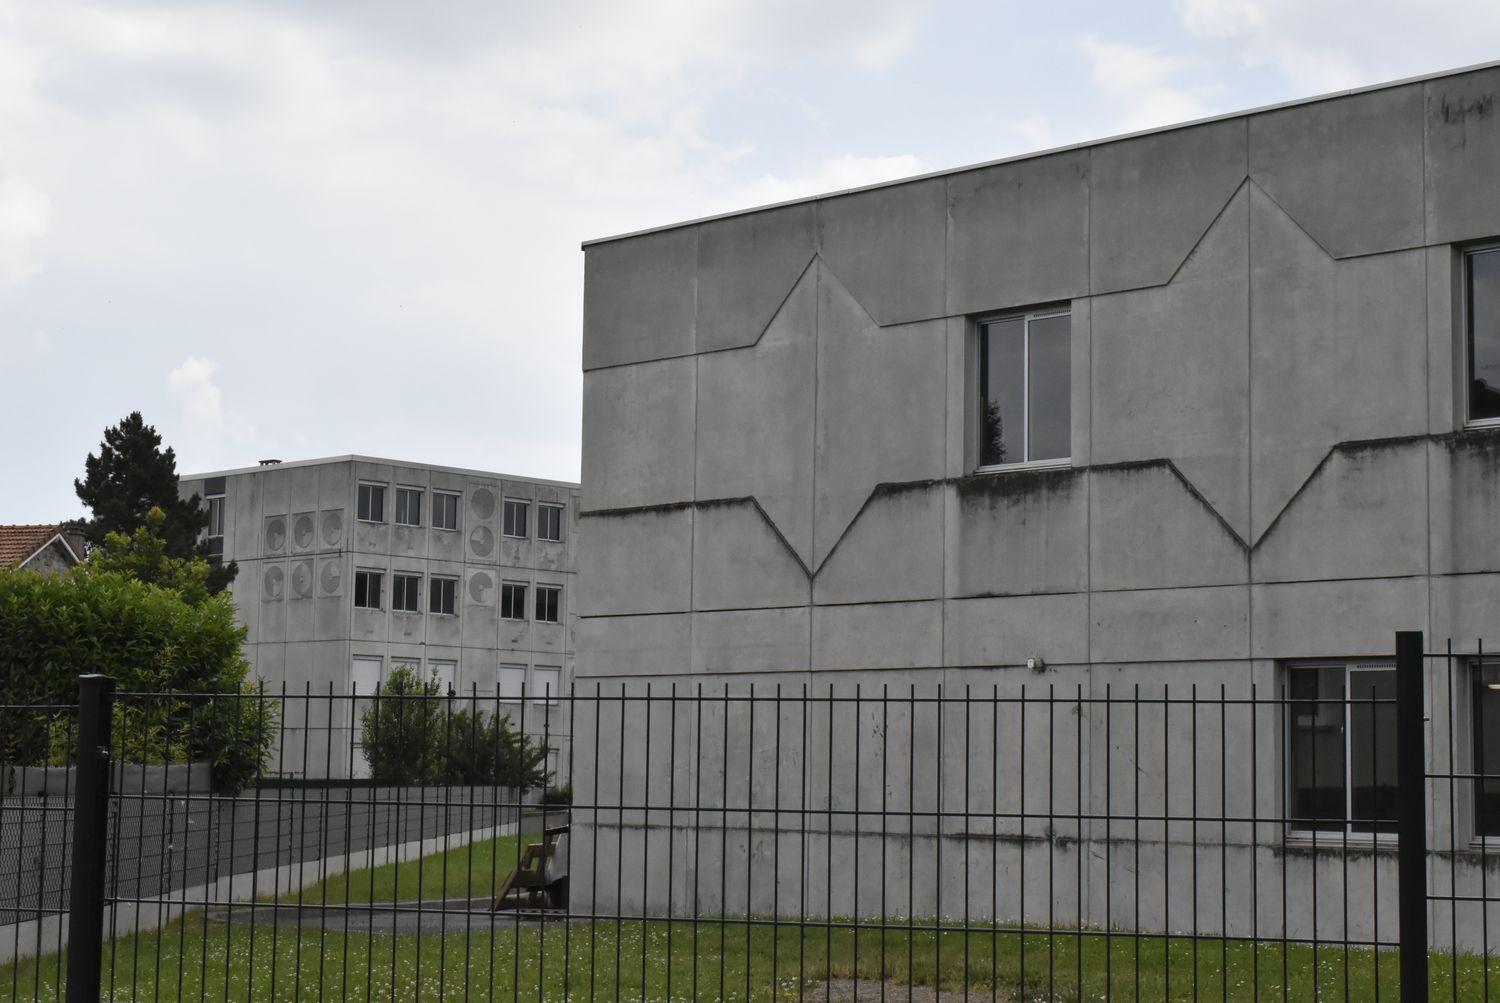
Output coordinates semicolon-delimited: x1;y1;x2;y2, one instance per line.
1395;630;1428;1002
66;674;114;1003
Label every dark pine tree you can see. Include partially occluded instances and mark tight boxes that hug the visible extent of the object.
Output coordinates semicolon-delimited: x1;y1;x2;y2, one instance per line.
71;412;238;593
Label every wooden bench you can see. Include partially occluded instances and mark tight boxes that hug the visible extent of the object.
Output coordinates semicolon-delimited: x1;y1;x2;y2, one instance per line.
490;824;568;912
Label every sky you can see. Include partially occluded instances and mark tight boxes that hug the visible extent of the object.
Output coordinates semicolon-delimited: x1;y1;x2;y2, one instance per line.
3;1;1500;523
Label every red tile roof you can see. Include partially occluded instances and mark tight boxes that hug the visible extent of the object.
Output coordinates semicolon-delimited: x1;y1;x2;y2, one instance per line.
0;524;86;568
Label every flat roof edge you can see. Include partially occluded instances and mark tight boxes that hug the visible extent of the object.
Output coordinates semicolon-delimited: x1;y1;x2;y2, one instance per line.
581;58;1500;250
182;454;580;488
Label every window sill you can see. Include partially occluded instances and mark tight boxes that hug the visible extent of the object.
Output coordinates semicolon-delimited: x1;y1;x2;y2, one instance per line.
1464;417;1500;430
502;534;528;541
975;457;1072;474
355;519;385;526
1283;830;1398;851
394;522;422;529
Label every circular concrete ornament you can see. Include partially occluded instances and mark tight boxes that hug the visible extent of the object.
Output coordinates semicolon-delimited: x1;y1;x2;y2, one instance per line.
468;571;494;604
294;515;315;549
322;510;343;547
469;525;494;557
319;560;342;595
263;565;285;600
291;560;313;598
265;517;287;554
471;487;496;520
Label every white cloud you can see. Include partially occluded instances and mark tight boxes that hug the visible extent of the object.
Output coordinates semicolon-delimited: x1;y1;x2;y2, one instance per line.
0;174;49;291
167;356;223;429
1171;0;1500;94
1078;35;1217;132
732;153;928;208
851;9;920;71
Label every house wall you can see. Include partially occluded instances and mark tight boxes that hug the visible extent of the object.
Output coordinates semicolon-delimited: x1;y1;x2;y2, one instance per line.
19;540;78;577
181;458;580;779
573;65;1500;939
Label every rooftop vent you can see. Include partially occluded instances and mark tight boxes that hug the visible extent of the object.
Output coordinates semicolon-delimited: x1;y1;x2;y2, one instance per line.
258;458;282;466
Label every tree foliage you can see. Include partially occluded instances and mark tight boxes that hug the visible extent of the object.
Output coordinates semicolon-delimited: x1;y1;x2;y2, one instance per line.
89;507;212;606
71;411;237;593
0;564;272;791
359;665;551;789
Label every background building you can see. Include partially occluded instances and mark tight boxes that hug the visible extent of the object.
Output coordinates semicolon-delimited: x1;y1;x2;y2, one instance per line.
0;524;84;576
180;456;579;780
573;63;1500;941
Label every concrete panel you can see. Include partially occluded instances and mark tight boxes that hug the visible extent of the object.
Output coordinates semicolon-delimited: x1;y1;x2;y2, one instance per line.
1091;185;1250;540
230;474;260;558
812;600;943;672
943;593;1089;667
951;468;1087;596
1248;185;1427;539
578;509;692;616
1249;83;1424;257
582;226;696;369
1091;463;1246;591
691;502;808;611
1425;66;1500;245
814;269;946;567
1090;118;1246;294
945;150;1089;314
581;356;697;511
1431;432;1500;576
1250;577;1427;660
816;178;946;326
1090;586;1249;664
1252;441;1427;583
696;202;816;353
691;607;810;675
694;266;816;561
575;613;691;678
815;483;943;605
1428;245;1460;431
1430;573;1500;649
351;607;385;644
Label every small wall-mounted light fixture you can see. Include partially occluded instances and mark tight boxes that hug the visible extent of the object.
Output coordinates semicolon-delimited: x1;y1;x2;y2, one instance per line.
1026;655;1046;672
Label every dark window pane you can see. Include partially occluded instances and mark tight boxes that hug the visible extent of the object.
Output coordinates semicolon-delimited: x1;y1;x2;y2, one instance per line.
1028;313;1071;461
1288;665;1345;832
1348;668;1396;834
979;318;1024;466
1475;662;1500;837
1471;250;1500;420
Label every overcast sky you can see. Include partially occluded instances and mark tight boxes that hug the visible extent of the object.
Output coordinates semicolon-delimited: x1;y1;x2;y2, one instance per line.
3;1;1499;522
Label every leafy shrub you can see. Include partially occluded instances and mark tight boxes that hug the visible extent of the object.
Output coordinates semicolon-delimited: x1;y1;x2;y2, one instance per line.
360;665;550;789
0;565;271;791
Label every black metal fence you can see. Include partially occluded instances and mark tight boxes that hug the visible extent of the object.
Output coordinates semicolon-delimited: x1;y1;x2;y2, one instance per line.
3;631;1499;1000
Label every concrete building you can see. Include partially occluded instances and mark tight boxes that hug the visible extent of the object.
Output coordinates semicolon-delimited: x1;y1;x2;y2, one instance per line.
573;63;1500;946
180;456;579;780
0;524;84;576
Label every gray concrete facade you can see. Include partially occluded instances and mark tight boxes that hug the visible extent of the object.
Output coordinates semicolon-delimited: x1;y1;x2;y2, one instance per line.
180;456;579;780
574;64;1500;945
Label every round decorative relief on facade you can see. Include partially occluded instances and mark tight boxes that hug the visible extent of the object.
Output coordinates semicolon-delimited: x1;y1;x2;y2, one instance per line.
293;514;315;550
319;560;342;596
468;571;494;604
264;516;287;554
469;525;494;557
471;487;496;520
290;560;314;598
321;510;343;547
262;565;285;600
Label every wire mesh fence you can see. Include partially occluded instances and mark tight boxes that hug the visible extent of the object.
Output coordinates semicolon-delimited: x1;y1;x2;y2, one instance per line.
3;633;1500;1000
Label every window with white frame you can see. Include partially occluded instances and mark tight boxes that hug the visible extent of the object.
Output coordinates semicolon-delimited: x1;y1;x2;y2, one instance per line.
534;584;561;624
433;491;460;531
430;659;457;697
497;664;527;701
503;498;529;538
429;576;457;616
349;656;383;778
537;503;564;542
1472;660;1500;837
391;573;421;613
357;482;386;523
353;569;383;610
500;581;527;620
1467;246;1500;423
395;486;422;526
977;309;1071;468
204;477;225;563
1286;660;1396;836
533;665;561;704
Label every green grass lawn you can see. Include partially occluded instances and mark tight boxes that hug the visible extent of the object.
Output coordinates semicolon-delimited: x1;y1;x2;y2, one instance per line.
5;833;1500;1000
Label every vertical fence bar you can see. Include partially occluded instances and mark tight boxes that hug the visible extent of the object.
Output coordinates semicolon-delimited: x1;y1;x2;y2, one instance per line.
65;674;115;1003
1395;629;1428;1002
